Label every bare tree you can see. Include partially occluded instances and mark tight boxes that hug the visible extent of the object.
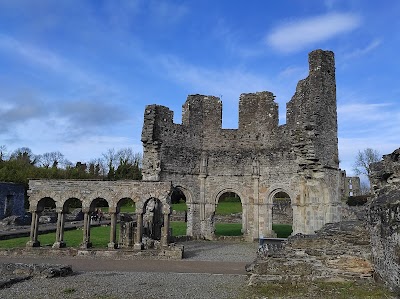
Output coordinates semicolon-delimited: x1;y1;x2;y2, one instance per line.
10;147;39;165
40;151;65;168
0;145;7;161
353;148;381;181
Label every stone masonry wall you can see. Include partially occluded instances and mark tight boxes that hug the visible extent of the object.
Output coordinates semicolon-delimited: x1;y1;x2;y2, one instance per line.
369;148;400;292
141;50;342;240
0;182;25;220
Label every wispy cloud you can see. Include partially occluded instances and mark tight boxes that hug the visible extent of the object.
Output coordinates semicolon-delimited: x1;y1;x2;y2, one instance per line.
344;39;382;59
266;13;361;53
338;102;392;123
158;55;271;101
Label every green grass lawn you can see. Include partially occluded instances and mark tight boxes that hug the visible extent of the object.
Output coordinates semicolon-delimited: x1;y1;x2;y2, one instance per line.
215;202;242;215
0;221;293;249
272;224;293;238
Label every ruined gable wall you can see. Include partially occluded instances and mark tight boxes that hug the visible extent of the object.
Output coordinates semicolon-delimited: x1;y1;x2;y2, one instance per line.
369;148;400;292
141;50;341;239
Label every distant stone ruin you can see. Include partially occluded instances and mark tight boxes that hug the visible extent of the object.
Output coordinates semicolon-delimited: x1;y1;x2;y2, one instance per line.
0;182;25;220
141;49;341;240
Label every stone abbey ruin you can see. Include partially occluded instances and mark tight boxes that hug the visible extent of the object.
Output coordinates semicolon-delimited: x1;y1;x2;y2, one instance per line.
142;49;341;240
25;49;341;248
9;49;400;292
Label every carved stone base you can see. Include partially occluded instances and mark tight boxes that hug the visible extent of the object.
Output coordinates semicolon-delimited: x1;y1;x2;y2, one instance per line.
133;243;143;250
52;241;66;249
26;240;40;248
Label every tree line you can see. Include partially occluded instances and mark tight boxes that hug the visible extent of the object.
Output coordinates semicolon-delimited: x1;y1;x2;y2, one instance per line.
0;145;142;192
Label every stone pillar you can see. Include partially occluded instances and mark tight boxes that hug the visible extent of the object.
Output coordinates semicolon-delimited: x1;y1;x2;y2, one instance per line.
108;212;118;249
263;203;276;237
134;213;143;250
161;213;170;246
253;174;260;240
81;210;92;249
53;210;66;248
26;210;40;247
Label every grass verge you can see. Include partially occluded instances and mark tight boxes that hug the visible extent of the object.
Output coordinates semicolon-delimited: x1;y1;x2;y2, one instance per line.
240;281;394;299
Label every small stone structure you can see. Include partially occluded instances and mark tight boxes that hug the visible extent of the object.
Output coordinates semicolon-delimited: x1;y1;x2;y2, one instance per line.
26;180;172;250
340;170;361;198
369;148;400;292
141;49;341;240
0;182;25;220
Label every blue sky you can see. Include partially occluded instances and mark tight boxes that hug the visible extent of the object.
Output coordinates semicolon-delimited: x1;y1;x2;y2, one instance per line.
0;0;399;178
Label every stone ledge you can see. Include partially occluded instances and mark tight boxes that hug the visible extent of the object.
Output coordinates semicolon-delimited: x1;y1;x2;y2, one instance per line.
0;245;184;260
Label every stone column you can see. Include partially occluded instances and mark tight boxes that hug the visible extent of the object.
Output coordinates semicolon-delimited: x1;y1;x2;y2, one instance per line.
53;210;66;248
26;210;40;247
263;203;276;237
81;209;92;249
134;213;143;250
108;211;118;249
252;174;260;240
161;213;170;247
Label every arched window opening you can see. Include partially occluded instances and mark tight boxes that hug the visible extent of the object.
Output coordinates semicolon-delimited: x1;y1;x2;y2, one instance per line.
215;191;243;237
272;191;293;238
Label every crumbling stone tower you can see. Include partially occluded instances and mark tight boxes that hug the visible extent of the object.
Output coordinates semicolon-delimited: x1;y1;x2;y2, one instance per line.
141;49;341;240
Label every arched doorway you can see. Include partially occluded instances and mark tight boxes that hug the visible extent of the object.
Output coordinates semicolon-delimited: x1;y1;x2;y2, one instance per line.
215;191;243;237
117;197;136;248
271;191;293;238
37;197;56;246
88;197;109;247
142;198;163;241
170;187;187;237
58;197;83;247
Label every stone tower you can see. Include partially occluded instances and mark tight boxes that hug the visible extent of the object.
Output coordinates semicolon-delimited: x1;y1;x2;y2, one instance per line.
141;49;341;240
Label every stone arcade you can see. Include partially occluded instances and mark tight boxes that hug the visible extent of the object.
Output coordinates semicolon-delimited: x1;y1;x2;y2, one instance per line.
26;49;341;248
27;180;172;249
141;49;341;240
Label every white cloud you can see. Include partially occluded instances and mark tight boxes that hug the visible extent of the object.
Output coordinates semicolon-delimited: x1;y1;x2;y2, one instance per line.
344;39;382;59
338;102;391;122
266;13;361;53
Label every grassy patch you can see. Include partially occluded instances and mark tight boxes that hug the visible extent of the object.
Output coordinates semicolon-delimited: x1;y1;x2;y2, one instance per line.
215;223;242;236
0;226;116;248
170;221;187;236
215;202;242;215
172;202;187;212
63;288;76;294
272;224;293;238
241;281;394;299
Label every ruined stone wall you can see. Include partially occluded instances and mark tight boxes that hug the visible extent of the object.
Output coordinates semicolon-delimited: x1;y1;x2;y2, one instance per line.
369;148;400;292
0;182;25;219
141;50;342;240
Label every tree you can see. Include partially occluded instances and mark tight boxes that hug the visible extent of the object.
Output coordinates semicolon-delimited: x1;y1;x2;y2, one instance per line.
0;145;7;161
39;151;65;168
10;147;39;165
353;148;381;180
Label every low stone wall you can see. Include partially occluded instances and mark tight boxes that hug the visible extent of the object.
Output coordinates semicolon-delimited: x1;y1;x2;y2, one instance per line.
369;148;400;293
246;221;373;284
0;245;184;260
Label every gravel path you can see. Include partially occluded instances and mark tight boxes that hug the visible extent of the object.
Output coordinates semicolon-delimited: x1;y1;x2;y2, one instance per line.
0;241;258;299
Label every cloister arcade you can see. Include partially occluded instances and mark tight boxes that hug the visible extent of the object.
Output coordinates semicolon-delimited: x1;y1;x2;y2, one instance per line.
26;180;172;250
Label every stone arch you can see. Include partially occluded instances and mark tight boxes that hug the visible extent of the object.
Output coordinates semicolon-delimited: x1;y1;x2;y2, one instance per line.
171;185;194;236
264;185;297;238
211;187;247;238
